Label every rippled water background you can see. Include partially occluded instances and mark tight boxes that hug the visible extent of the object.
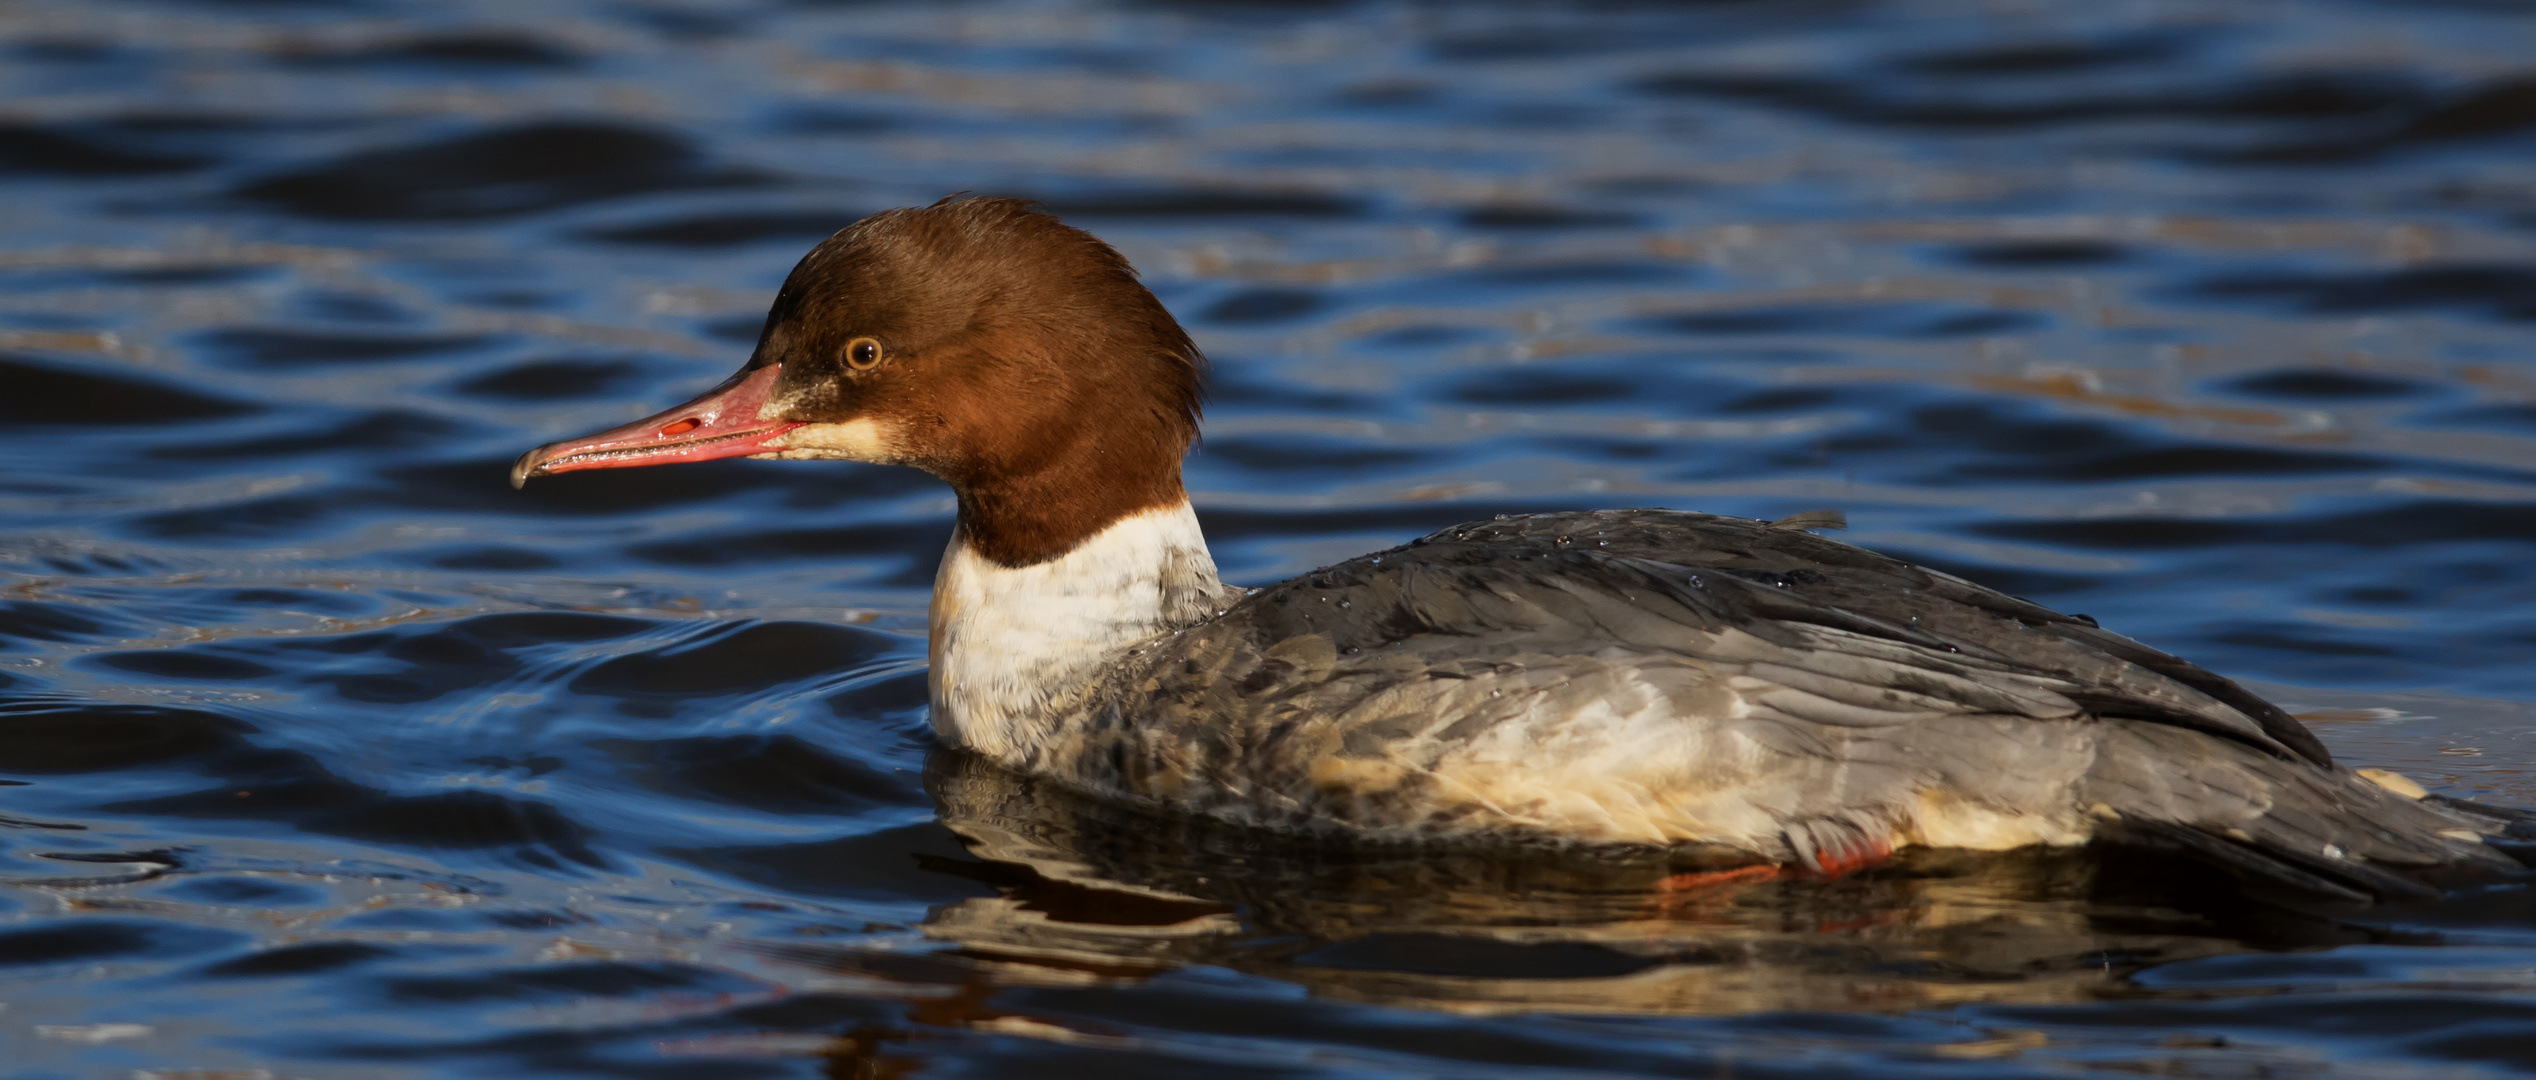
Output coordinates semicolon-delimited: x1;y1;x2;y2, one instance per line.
7;0;2536;1075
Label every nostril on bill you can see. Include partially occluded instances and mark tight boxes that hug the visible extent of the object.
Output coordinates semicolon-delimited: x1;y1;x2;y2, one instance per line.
661;418;701;436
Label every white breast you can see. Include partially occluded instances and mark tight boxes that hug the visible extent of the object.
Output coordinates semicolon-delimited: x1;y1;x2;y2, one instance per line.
927;500;1228;765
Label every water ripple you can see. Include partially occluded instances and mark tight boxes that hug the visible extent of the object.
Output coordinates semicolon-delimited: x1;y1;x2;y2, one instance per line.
2;0;2535;1076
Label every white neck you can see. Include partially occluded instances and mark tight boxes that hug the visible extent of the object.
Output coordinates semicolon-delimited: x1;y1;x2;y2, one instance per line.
927;500;1228;767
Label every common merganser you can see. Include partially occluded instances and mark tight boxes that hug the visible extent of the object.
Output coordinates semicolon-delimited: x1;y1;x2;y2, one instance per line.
515;196;2531;900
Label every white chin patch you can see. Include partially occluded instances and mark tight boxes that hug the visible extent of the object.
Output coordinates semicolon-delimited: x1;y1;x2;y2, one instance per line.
759;418;900;463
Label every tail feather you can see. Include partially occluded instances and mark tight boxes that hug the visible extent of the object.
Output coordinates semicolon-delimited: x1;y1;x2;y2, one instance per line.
2424;796;2536;869
2427;794;2536;838
2102;818;2376;903
2086;721;2527;902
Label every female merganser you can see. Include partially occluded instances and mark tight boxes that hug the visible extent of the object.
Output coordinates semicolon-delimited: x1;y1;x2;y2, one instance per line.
515;196;2530;900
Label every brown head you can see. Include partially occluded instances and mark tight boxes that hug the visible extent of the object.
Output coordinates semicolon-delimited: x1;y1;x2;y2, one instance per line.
512;196;1205;566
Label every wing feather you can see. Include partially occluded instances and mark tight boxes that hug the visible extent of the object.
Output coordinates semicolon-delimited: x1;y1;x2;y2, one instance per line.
1053;509;2512;887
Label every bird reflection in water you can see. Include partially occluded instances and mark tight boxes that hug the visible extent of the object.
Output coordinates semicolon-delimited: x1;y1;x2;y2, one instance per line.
746;750;2391;1072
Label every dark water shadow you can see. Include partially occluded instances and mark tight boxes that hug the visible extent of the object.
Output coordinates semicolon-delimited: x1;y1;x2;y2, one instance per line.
740;753;2430;1022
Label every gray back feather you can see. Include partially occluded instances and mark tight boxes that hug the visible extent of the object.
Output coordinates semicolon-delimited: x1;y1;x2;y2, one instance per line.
1021;509;2520;896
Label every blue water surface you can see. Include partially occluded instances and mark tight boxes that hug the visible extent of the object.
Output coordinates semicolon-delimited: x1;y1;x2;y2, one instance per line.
6;0;2536;1076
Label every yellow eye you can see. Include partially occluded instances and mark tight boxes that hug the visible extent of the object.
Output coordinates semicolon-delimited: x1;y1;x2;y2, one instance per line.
845;336;883;370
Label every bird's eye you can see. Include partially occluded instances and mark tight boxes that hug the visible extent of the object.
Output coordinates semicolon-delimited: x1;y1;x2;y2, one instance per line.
844;337;884;371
